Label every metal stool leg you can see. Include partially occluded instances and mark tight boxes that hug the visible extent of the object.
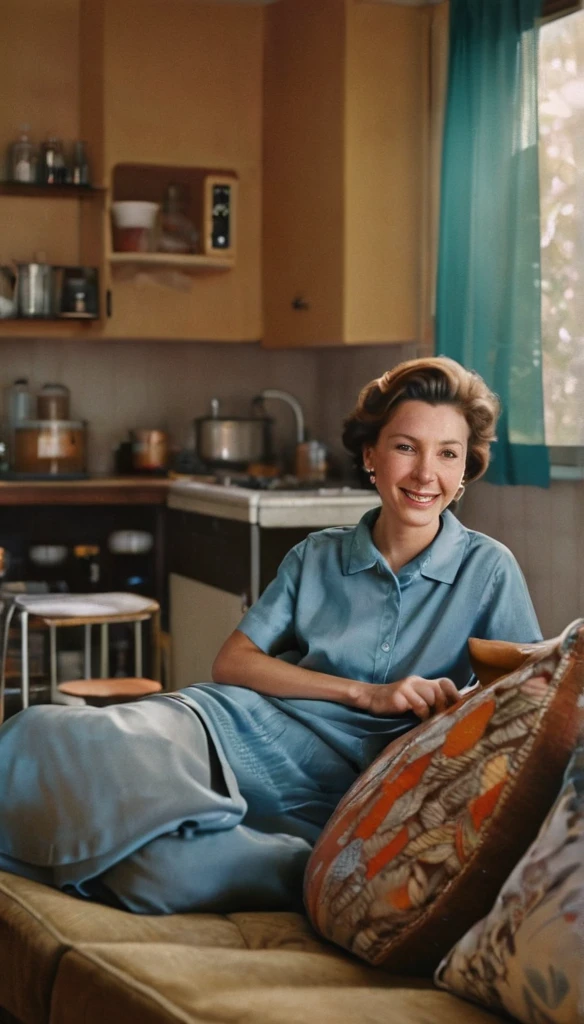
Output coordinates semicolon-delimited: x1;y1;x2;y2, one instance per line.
134;620;143;677
20;610;29;710
49;624;59;703
84;624;92;679
100;623;109;678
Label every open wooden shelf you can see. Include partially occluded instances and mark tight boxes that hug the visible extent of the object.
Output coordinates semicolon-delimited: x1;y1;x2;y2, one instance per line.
108;251;233;270
0;183;106;199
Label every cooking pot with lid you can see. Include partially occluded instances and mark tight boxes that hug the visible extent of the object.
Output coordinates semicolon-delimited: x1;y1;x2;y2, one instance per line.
195;398;272;468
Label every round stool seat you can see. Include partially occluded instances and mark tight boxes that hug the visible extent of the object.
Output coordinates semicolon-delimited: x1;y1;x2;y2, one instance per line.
57;677;162;706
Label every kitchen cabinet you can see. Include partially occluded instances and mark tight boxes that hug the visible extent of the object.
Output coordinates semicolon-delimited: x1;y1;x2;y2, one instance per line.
262;0;428;349
0;0;262;343
79;0;263;342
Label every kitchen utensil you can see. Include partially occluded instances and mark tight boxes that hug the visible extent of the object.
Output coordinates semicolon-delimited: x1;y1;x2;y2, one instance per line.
36;383;70;421
194;398;272;468
108;530;154;555
130;428;168;472
13;420;87;475
28;545;68;567
53;266;99;318
16;262;53;318
111;201;159;253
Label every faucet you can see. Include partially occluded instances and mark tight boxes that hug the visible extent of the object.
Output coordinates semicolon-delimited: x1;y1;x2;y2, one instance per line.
256;389;305;445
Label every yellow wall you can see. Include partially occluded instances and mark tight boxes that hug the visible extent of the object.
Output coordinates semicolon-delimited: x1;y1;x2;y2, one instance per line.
0;0;80;266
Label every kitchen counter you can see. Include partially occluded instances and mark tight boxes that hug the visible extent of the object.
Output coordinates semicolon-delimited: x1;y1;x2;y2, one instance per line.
0;477;171;506
168;480;380;528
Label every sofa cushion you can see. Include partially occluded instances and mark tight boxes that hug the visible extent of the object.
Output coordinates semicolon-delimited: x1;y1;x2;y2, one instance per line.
49;942;504;1024
0;871;301;1024
304;619;584;976
435;742;584;1024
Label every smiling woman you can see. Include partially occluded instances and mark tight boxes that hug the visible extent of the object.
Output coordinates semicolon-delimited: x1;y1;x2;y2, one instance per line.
0;357;542;918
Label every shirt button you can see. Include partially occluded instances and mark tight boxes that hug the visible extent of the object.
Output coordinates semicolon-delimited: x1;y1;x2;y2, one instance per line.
381;642;390;652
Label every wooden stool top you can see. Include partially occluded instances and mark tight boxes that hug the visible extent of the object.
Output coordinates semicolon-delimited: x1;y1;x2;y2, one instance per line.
57;677;163;698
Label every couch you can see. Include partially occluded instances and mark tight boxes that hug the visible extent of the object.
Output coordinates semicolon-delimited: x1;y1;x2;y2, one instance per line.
0;868;509;1024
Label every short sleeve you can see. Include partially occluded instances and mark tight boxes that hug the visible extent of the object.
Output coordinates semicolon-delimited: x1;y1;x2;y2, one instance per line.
475;549;542;643
236;541;306;655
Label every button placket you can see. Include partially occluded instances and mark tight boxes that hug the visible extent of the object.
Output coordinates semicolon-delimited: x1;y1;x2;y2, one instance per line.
373;569;401;682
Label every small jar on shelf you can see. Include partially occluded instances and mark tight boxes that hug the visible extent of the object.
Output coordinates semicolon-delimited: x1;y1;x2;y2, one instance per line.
6;125;37;184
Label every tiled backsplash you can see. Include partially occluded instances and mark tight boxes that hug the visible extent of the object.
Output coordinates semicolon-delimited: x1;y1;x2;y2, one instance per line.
460;480;584;639
0;338;414;475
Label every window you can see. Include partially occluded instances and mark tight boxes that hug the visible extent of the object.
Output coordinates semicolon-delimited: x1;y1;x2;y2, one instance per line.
539;8;584;450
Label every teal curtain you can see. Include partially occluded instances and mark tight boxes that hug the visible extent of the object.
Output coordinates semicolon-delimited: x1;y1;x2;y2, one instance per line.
436;0;550;487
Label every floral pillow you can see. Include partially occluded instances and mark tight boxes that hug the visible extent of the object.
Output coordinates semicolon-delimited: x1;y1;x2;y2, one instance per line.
435;742;584;1024
304;619;584;976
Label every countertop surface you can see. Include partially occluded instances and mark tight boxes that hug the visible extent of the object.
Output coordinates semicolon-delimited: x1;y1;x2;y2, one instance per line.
0;476;171;505
168;480;381;527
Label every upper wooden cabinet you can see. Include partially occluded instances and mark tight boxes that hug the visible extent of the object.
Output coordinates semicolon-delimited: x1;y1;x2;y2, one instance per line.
262;0;427;349
78;0;263;342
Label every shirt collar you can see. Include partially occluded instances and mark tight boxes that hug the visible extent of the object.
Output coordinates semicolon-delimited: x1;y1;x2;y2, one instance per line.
342;506;469;585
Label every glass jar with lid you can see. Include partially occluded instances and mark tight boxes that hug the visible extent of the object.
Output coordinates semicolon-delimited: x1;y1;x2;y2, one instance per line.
37;383;70;421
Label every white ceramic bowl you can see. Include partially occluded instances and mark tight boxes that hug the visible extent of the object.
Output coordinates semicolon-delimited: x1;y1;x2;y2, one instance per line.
107;530;154;555
111;201;159;229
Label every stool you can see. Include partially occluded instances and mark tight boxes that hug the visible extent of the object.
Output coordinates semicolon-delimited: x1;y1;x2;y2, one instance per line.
57;677;162;706
6;592;162;711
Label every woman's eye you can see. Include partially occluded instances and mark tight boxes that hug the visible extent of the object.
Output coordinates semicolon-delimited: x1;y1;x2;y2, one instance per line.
442;449;458;459
396;443;414;452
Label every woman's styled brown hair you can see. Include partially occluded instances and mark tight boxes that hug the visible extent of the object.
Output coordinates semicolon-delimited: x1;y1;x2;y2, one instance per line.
342;356;500;483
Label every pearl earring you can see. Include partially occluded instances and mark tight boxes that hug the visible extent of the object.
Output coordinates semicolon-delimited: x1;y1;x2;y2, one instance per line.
366;467;376;486
454;479;466;502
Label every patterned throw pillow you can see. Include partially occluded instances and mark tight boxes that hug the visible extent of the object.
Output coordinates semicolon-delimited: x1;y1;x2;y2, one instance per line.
435;743;584;1024
304;619;584;977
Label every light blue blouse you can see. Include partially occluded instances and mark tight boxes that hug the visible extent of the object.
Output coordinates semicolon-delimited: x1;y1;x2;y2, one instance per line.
186;506;542;777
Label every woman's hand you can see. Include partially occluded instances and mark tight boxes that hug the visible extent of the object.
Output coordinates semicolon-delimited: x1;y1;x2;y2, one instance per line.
363;675;461;720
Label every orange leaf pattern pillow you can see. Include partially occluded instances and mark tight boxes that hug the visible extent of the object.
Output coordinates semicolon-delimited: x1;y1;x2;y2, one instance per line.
304;619;584;976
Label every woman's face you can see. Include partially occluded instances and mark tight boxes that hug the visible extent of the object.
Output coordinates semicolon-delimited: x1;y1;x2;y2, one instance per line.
363;400;470;530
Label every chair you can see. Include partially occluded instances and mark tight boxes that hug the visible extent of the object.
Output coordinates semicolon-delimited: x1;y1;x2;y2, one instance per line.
2;592;162;713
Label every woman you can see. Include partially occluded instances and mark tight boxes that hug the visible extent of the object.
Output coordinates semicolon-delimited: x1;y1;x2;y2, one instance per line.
0;357;541;915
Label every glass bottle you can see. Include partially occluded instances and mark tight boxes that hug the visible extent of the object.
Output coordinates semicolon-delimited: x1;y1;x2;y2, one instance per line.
7;125;36;183
158;184;199;254
70;141;90;186
40;137;67;185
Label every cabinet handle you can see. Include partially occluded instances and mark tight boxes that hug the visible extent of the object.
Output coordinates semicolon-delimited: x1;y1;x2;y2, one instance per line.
291;295;310;311
106;289;113;318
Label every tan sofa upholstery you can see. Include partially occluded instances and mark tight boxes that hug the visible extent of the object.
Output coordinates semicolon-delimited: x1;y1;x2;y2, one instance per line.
0;870;506;1024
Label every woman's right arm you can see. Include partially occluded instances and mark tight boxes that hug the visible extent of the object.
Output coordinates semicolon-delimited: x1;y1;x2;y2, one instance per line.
211;629;459;720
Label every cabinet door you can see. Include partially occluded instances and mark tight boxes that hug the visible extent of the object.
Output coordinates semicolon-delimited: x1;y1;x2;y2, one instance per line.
262;0;346;349
262;0;426;350
170;574;245;688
